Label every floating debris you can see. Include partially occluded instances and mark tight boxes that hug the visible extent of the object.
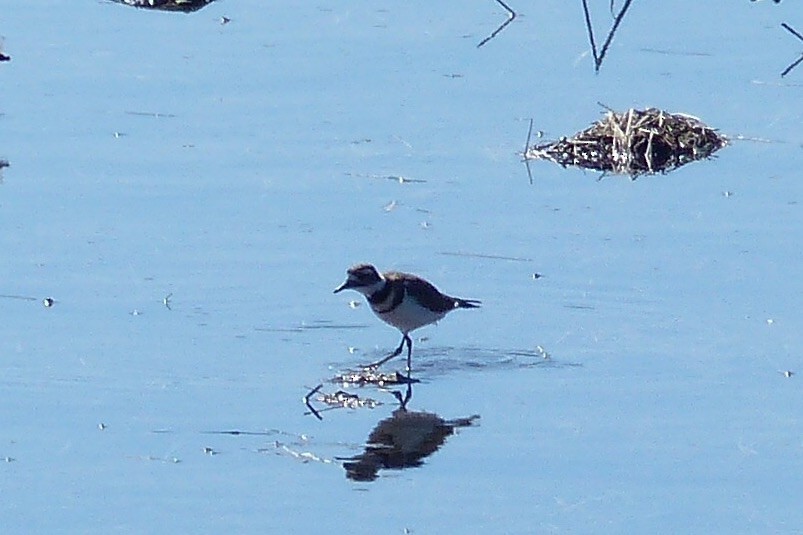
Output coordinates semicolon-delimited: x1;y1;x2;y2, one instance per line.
332;369;419;387
304;384;383;420
108;0;218;13
535;345;551;360
317;389;380;410
268;441;334;465
525;107;728;179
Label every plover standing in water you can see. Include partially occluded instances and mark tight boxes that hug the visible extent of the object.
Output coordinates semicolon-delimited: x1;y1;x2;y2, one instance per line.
334;264;480;373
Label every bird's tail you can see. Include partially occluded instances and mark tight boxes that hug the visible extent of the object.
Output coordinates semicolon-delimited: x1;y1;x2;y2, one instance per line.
454;297;481;309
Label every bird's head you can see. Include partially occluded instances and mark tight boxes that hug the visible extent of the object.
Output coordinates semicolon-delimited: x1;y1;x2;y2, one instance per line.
334;263;384;295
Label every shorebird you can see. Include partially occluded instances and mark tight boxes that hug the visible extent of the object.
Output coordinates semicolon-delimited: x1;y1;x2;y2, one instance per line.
334;264;480;372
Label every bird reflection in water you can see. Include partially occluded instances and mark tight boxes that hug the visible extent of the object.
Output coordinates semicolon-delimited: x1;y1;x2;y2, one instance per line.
339;384;479;482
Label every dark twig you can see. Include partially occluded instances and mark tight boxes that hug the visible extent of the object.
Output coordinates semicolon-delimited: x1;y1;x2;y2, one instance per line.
580;0;599;65
582;0;635;73
523;119;535;184
782;22;803;42
594;0;635;73
597;101;616;113
304;384;324;420
524;118;535;154
782;55;803;77
781;23;803;77
477;0;516;48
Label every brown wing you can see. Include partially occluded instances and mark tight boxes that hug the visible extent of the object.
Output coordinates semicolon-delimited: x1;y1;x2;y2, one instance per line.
385;271;458;314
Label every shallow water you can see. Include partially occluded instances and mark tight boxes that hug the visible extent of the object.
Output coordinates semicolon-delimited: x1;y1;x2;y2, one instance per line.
1;0;802;533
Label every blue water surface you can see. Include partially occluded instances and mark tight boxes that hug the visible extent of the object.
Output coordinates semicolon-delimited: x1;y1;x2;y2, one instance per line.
1;0;802;533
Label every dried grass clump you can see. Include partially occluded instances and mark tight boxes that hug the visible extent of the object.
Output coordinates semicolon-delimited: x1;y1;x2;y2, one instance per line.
525;108;728;179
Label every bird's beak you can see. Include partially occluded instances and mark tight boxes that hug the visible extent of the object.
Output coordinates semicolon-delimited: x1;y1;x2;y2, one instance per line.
333;280;351;294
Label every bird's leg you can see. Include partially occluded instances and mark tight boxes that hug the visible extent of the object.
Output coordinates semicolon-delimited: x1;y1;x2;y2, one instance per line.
390;382;414;410
404;334;413;376
401;382;412;409
362;334;407;370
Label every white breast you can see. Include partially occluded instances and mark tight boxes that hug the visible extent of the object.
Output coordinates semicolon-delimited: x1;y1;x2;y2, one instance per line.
372;297;446;334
